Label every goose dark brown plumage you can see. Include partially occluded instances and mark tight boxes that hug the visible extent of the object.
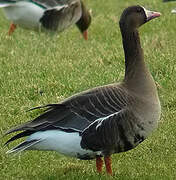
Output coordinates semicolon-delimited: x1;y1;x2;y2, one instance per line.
4;6;161;175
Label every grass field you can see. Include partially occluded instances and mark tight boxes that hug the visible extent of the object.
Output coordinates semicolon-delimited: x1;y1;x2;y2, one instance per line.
0;0;176;179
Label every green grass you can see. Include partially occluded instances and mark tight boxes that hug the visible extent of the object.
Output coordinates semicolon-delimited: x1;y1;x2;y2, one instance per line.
0;0;176;179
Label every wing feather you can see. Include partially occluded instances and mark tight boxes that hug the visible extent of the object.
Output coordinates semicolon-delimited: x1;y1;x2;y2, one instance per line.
5;85;132;145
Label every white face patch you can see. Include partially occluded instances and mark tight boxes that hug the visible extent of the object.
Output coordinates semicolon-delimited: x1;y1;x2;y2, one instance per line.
142;6;152;20
141;6;161;21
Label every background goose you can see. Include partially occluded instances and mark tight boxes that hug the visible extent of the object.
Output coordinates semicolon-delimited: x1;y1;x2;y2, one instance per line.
4;6;161;175
0;0;91;40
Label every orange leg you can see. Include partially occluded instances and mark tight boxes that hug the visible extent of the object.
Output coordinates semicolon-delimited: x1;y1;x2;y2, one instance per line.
96;156;103;173
82;30;88;40
8;23;17;35
104;156;113;175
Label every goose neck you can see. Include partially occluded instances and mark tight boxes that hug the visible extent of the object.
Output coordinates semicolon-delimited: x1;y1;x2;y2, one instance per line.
120;26;157;97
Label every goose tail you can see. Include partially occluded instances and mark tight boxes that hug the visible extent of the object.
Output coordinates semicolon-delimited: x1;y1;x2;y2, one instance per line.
6;139;41;154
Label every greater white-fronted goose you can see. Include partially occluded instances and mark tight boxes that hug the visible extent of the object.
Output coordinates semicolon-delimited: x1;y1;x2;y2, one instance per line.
4;6;161;175
0;0;91;40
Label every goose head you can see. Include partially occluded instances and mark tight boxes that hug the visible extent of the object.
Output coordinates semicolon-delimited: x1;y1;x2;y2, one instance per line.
119;5;161;30
76;1;91;40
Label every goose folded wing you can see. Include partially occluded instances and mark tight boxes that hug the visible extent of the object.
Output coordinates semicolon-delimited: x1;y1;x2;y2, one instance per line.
5;86;127;145
40;1;80;31
63;85;128;121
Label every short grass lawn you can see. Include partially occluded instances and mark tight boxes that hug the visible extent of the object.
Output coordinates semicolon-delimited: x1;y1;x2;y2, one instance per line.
0;0;176;179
